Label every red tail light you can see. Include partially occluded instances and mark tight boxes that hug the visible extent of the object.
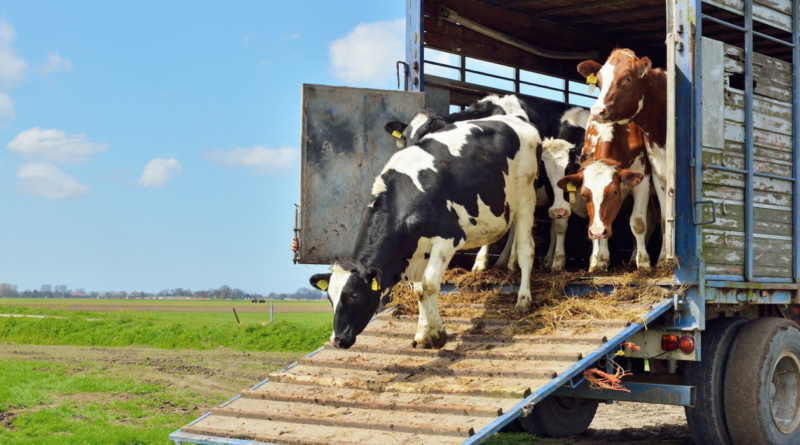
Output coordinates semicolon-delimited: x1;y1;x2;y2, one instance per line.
661;334;678;351
679;336;695;354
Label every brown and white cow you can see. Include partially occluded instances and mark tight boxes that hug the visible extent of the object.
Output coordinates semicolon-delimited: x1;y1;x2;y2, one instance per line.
557;121;651;272
577;49;668;264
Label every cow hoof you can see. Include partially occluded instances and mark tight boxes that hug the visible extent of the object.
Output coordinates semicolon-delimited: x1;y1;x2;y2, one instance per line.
471;262;487;273
413;330;448;349
515;299;532;315
589;264;608;273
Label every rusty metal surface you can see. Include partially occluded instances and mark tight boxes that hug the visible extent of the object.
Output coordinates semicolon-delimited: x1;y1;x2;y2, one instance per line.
298;84;425;264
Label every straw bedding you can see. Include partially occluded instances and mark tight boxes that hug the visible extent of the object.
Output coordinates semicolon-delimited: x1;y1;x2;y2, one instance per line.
387;264;683;336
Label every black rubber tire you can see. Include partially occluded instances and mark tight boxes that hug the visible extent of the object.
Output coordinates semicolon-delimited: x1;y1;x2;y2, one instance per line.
684;317;748;445
517;395;599;438
724;317;800;445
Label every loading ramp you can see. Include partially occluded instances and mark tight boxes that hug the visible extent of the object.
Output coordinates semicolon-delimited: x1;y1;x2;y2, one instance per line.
171;298;674;445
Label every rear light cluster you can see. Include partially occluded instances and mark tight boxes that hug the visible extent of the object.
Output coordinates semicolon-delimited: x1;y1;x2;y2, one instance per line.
661;334;695;353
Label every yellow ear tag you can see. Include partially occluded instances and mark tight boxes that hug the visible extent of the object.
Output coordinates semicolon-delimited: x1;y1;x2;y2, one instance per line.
392;131;402;139
567;183;577;204
372;278;380;291
316;280;328;291
640;67;648;78
587;73;597;94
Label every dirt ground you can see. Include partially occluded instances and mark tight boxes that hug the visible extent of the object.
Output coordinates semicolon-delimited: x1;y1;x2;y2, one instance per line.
0;345;693;444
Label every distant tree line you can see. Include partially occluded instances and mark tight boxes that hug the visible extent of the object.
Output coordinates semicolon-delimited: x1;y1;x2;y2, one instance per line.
0;282;325;300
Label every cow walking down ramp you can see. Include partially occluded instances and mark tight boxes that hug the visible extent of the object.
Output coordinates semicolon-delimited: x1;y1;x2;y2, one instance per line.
309;113;541;351
170;298;675;445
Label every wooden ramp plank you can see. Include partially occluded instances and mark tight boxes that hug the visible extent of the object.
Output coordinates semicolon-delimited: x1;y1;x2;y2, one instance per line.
246;381;521;415
302;356;559;380
270;365;538;399
340;343;584;361
239;389;503;417
210;407;475;438
222;397;492;433
183;418;463;445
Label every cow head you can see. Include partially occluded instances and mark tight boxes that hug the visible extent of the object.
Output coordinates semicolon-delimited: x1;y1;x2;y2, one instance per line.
577;49;652;125
384;109;446;149
310;261;382;349
557;160;643;239
541;138;581;220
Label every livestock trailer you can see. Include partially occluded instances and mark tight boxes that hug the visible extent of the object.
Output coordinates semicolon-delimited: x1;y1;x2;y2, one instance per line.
171;1;800;444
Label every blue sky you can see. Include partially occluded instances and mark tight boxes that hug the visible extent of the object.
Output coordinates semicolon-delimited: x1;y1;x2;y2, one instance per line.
0;1;407;294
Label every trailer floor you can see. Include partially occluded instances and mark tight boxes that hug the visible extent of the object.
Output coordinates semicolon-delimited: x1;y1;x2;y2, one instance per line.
171;298;674;445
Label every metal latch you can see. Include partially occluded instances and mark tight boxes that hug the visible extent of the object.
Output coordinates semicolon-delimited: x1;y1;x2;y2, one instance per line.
693;200;716;225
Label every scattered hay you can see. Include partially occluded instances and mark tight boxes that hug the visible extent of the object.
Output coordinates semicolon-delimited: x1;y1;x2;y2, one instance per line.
387;265;683;336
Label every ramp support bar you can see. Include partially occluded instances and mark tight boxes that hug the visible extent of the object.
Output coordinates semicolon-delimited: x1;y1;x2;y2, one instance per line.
552;381;696;407
465;298;675;444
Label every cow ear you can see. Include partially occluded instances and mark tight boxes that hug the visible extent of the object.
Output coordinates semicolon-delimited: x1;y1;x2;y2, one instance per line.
557;173;583;191
577;61;603;79
620;169;644;187
310;273;332;291
384;121;407;136
362;268;382;291
429;118;447;132
637;57;652;79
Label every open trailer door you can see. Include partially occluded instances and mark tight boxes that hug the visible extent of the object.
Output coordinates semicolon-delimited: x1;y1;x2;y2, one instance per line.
297;85;425;265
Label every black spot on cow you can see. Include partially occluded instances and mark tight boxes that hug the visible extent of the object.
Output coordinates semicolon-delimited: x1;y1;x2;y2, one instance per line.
469;217;477;226
424;253;430;259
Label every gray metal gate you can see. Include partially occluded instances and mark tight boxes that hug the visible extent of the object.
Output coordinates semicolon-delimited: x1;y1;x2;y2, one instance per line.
298;84;424;264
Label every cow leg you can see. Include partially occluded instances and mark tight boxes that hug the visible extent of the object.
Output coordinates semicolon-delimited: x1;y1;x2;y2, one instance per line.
471;245;490;272
651;173;668;265
544;223;556;268
413;239;455;349
630;180;652;270
514;198;536;314
495;225;515;269
589;238;610;272
551;218;568;271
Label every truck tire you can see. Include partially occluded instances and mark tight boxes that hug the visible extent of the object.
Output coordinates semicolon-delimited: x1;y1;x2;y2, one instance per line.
517;395;598;438
724;317;800;445
684;317;748;445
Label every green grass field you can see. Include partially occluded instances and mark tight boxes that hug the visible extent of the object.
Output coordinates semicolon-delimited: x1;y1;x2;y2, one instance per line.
0;303;332;352
0;298;330;309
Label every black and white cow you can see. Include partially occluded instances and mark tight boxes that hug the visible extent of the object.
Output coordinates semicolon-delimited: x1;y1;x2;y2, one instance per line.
310;114;541;350
386;95;589;271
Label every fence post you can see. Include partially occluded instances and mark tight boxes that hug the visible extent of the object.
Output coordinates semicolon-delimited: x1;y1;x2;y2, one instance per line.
270;301;274;323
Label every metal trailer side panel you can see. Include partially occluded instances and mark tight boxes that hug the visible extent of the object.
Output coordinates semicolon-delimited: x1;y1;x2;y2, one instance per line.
698;2;797;284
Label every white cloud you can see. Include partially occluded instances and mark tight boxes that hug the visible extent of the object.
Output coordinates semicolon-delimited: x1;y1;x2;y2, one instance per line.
204;146;297;174
284;32;301;40
37;52;72;74
329;19;403;86
0;17;28;89
0;91;14;120
138;158;182;188
16;162;91;199
7;127;108;163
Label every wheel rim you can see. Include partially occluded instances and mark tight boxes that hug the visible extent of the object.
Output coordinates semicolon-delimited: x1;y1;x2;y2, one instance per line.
770;349;800;434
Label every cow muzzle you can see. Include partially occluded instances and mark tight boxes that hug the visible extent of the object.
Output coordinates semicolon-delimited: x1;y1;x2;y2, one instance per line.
550;208;571;219
332;336;354;349
590;106;609;123
589;227;608;239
